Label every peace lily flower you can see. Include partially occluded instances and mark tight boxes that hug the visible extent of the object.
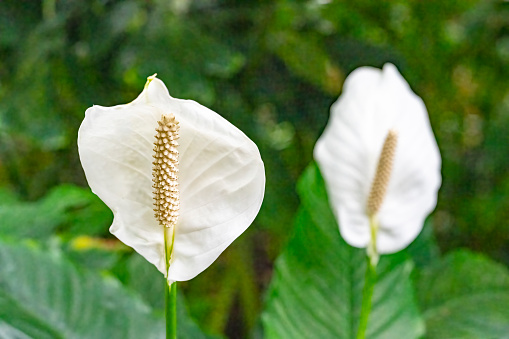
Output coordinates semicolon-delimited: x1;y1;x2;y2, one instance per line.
78;75;265;283
314;64;441;260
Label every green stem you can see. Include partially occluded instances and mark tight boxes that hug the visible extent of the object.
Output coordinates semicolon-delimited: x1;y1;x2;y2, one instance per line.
356;258;377;339
356;215;379;339
164;226;176;338
165;281;177;339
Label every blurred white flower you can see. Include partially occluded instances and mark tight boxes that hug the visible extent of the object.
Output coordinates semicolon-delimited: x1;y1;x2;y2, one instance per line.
78;75;265;282
314;64;441;256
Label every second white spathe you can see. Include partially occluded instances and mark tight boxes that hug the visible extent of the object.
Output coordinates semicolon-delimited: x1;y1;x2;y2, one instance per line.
314;63;441;254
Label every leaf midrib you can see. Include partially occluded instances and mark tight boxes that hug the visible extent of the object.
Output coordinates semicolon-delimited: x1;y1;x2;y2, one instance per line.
0;290;65;339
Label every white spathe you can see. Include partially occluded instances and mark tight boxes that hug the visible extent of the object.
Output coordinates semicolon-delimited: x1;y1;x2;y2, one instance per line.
78;76;265;282
314;64;441;254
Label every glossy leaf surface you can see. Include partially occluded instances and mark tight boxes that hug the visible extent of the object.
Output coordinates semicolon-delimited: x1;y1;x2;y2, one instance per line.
262;164;423;338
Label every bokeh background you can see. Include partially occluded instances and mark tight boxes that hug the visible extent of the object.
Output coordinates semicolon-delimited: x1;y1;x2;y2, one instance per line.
1;0;508;337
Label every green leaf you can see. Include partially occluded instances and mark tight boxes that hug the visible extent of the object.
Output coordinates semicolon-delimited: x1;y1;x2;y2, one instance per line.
0;240;163;338
0;184;112;239
416;250;509;338
262;163;424;339
0;241;214;339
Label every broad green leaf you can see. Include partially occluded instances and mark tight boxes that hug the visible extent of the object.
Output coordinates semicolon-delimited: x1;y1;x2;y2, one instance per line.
0;240;163;339
0;184;112;239
0;241;212;339
262;163;424;339
65;194;113;237
416;250;509;338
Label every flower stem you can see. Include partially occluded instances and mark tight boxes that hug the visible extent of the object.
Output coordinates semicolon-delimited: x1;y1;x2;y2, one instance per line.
356;257;377;339
165;281;177;339
164;226;176;338
356;216;379;339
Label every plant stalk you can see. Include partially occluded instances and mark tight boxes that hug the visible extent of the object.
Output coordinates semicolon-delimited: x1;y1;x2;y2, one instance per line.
356;258;377;339
356;215;379;339
165;281;177;339
164;226;176;338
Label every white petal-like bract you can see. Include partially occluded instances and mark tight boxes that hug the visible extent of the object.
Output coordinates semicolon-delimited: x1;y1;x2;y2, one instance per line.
314;64;441;254
78;76;265;282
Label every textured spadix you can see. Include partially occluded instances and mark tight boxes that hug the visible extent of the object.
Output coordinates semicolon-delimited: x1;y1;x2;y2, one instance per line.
78;76;265;282
314;63;441;254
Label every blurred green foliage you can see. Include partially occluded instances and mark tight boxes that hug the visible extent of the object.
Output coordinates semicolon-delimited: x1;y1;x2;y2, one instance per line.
1;0;509;337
